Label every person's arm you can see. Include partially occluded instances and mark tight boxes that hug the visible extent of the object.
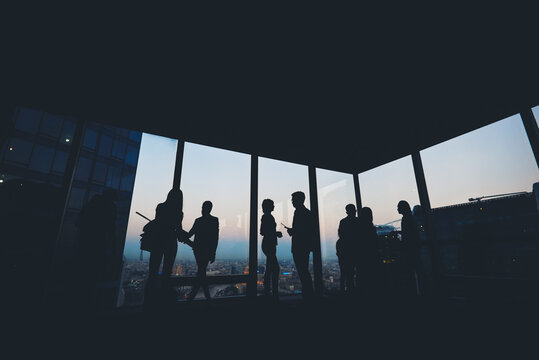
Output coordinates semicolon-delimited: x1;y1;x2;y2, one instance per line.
286;212;296;236
260;216;266;236
186;219;197;239
210;219;219;263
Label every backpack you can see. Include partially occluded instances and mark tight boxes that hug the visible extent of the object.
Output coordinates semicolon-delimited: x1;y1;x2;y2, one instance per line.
140;219;158;252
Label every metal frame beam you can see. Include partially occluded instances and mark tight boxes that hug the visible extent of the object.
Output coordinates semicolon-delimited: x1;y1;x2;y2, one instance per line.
411;151;442;294
520;108;539;168
247;155;258;298
308;166;324;295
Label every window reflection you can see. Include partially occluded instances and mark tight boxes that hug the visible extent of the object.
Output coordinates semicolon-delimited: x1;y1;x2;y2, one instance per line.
29;144;55;173
1;107;77;308
57;121;143;309
421;114;539;276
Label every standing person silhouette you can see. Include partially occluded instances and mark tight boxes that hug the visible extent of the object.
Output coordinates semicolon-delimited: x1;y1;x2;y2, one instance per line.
356;207;381;298
260;199;283;298
284;191;315;299
186;201;219;301
337;204;359;294
147;188;183;294
397;200;424;297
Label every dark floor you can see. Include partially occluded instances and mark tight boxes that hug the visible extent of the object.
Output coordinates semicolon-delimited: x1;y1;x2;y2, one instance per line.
6;290;538;358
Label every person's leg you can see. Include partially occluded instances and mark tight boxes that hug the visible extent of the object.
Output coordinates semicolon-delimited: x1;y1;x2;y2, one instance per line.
269;251;279;296
188;252;202;300
162;240;178;288
344;260;354;294
293;251;313;297
338;259;345;293
148;245;164;288
262;247;271;296
201;258;211;299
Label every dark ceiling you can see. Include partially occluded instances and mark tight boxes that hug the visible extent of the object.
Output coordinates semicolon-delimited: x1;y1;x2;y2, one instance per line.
3;7;539;174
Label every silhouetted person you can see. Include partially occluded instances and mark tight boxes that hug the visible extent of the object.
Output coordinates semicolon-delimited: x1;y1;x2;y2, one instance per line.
356;207;382;297
284;191;315;299
337;204;359;294
397;200;424;297
76;189;117;308
186;201;219;300
260;199;283;298
148;188;183;293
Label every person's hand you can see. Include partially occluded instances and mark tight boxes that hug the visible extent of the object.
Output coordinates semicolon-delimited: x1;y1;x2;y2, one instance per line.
276;231;283;238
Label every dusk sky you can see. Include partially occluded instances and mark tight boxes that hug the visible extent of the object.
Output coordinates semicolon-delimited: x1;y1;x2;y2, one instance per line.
122;113;539;262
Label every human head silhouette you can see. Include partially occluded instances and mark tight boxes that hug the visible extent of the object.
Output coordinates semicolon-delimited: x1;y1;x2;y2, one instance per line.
359;206;373;224
291;191;305;209
166;188;182;204
202;200;213;216
345;204;356;216
262;199;274;214
397;200;411;215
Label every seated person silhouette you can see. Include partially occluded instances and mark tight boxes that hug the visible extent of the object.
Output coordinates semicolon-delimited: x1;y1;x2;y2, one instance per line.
185;201;219;301
260;199;283;298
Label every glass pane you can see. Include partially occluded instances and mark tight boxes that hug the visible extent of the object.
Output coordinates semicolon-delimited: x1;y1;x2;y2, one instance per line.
61;120;76;144
82;129;99;150
125;146;139;167
106;165;122;190
112;140;126;160
29;144;55;173
359;155;424;294
129;130;142;142
40;113;63;138
98;135;113;157
56;124;143;311
74;156;93;182
5;138;33;165
68;187;86;209
180;143;250;283
420;114;539;276
258;157;311;296
119;171;135;191
52;150;69;175
316;169;356;294
92;161;107;183
15;107;41;134
118;133;178;307
532;105;539;128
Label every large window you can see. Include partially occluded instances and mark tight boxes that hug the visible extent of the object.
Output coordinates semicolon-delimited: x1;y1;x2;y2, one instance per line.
420;114;539;276
117;133;178;307
179;143;250;299
316;169;356;294
56;121;143;309
0;107;78;308
258;157;311;296
359;156;424;288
